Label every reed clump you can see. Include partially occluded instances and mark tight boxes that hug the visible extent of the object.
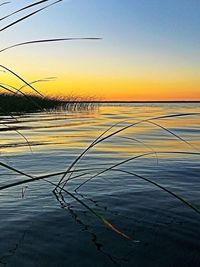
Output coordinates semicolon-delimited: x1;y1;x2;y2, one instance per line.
0;93;60;113
0;93;97;113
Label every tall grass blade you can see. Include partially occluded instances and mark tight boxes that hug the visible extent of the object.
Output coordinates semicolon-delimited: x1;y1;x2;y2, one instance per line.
2;123;33;153
0;1;10;7
0;38;101;53
114;169;200;215
58;186;130;239
119;136;159;165
0;65;43;96
15;77;56;95
147;120;197;151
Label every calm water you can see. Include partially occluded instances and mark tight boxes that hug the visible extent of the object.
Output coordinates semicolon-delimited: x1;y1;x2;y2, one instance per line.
0;103;200;267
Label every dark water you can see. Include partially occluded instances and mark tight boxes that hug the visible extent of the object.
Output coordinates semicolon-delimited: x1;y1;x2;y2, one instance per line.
0;103;200;267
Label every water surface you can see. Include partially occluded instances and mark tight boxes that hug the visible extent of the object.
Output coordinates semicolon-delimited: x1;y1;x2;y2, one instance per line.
0;103;200;267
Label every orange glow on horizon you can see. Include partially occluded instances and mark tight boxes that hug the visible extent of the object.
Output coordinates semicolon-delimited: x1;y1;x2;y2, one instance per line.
1;74;199;101
1;54;199;101
26;76;200;101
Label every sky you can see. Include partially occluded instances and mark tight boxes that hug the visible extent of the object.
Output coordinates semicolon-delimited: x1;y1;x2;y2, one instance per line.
0;0;200;100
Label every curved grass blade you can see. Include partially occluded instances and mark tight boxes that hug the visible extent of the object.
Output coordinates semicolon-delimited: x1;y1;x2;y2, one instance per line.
15;77;56;95
0;2;11;8
148;120;197;151
113;169;200;215
59;186;130;239
0;65;43;97
0;38;101;53
0;84;17;95
2;123;33;153
119;136;159;165
0;82;18;92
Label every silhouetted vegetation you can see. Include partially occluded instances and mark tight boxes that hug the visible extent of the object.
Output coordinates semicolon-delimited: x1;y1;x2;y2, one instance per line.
0;93;97;113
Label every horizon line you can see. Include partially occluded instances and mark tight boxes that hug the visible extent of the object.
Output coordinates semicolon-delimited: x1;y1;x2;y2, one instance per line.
70;100;200;103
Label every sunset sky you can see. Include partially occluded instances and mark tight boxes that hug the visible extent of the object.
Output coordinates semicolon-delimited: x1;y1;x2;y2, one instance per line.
0;0;200;100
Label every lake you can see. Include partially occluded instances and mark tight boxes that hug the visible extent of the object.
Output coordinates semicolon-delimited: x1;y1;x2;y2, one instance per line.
0;103;200;267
